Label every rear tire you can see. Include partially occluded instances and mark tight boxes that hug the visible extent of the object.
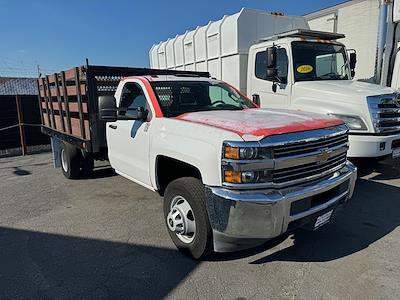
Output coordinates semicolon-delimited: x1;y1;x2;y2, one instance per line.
81;155;94;176
60;143;82;179
164;177;213;259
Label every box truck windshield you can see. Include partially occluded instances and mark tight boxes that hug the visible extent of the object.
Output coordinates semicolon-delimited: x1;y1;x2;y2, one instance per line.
292;42;350;81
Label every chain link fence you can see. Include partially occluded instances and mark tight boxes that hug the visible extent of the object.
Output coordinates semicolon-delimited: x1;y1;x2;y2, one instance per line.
0;78;50;157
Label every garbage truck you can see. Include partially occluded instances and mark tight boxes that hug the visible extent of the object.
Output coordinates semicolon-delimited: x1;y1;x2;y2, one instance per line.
150;8;400;161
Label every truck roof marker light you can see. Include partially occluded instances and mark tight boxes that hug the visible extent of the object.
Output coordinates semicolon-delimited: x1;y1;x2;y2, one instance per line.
271;12;285;16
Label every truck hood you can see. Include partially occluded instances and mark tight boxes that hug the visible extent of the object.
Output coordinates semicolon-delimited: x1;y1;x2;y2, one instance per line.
175;109;344;141
295;80;397;101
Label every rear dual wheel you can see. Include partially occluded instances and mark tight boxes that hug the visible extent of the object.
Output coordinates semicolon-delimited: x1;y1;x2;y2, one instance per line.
60;143;94;179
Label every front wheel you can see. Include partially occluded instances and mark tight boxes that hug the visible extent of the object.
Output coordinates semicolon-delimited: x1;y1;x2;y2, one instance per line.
164;177;213;259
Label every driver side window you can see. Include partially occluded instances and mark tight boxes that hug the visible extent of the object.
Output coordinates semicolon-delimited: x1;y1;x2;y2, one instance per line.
119;82;147;116
255;48;289;84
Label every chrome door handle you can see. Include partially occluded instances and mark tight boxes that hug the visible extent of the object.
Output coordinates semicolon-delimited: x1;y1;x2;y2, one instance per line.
109;124;117;129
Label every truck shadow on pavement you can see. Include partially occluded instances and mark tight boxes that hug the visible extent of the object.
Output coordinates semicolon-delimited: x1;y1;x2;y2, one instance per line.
0;227;197;299
248;178;400;264
80;166;117;180
354;159;400;180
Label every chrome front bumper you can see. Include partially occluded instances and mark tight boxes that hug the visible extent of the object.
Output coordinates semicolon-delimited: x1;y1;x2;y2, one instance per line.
205;161;357;252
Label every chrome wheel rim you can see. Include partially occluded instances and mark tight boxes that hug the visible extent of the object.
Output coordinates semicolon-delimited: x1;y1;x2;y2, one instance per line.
61;149;68;172
167;195;196;244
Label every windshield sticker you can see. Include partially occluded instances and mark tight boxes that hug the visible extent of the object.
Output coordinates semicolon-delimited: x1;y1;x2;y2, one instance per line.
297;65;314;74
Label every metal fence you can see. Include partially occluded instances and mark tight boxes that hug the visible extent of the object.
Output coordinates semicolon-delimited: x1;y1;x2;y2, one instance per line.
0;95;50;156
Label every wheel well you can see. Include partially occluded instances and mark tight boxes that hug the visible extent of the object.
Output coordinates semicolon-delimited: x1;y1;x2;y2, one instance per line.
156;156;202;196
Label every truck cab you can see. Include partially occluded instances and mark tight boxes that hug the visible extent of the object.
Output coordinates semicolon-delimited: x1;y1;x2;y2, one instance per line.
101;74;357;258
247;29;400;159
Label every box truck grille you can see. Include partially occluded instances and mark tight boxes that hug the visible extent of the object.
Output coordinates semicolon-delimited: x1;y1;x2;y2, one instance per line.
369;95;400;134
375;109;400;133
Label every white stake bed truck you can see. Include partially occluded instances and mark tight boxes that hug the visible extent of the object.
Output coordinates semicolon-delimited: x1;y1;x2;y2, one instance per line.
38;64;357;259
150;8;400;161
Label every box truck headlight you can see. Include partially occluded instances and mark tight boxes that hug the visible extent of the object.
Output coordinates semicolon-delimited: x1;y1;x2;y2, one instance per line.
328;114;367;131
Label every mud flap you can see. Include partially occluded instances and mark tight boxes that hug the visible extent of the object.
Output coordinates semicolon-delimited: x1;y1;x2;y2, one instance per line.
51;137;62;168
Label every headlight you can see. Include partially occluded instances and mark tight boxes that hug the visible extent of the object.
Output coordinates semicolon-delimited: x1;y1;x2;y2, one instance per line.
223;145;273;160
328;114;368;131
222;143;274;184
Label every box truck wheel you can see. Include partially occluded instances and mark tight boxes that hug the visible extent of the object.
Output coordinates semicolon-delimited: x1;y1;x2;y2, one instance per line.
164;177;213;259
60;143;82;179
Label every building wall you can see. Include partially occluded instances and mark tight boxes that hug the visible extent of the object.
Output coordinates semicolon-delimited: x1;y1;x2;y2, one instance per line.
306;0;380;80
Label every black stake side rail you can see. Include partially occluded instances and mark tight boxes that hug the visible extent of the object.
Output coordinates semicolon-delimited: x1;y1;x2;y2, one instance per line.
38;64;210;154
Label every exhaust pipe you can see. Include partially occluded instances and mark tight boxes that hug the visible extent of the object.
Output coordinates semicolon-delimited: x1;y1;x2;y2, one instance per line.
375;0;389;84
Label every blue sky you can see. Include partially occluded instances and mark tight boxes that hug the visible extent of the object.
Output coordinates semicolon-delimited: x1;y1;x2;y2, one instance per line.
0;0;346;77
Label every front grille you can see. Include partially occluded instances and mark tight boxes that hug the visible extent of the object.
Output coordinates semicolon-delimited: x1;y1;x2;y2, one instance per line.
274;133;348;158
222;125;349;189
273;152;347;184
369;95;400;134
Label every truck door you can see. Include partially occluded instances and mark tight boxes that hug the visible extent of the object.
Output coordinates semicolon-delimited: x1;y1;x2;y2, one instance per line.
250;46;291;108
106;81;152;188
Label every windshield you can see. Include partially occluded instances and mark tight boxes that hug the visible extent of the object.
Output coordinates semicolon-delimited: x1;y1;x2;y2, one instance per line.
292;41;350;82
150;81;256;117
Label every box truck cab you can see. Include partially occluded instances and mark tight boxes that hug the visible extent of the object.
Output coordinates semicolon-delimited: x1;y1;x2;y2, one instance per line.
150;8;400;160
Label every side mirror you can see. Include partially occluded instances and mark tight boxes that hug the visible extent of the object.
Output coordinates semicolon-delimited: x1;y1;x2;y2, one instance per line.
98;95;117;122
125;107;148;121
349;51;357;77
266;46;278;81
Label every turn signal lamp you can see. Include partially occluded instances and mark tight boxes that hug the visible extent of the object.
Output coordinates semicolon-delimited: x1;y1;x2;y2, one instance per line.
224;171;241;183
224;147;240;159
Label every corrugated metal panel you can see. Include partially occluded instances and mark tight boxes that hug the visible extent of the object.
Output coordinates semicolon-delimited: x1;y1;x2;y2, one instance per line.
0;77;38;95
149;8;309;89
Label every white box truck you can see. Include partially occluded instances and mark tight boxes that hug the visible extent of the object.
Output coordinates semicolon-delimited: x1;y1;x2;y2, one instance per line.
150;8;400;160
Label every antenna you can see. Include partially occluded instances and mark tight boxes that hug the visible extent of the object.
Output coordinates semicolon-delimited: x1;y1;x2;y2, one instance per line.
37;64;41;78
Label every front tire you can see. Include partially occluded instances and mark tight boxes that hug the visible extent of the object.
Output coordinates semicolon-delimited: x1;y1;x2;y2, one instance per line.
164;177;213;259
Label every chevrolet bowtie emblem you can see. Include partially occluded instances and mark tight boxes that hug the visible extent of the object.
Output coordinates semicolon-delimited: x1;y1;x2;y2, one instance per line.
317;149;331;163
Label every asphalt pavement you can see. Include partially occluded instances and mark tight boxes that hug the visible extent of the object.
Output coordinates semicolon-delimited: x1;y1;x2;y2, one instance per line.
0;152;399;299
